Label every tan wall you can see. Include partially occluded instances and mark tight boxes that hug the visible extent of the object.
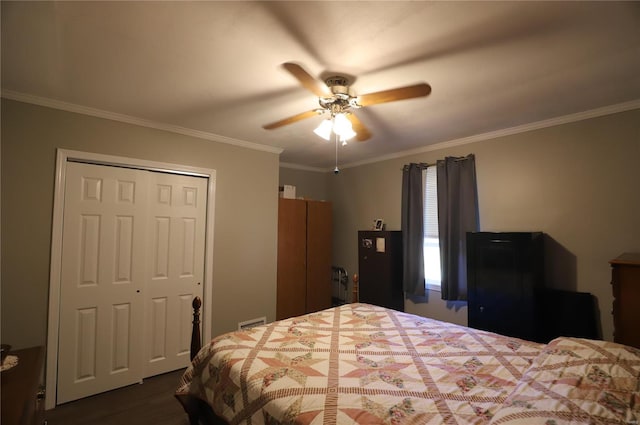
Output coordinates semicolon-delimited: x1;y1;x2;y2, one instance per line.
328;109;640;341
5;98;636;352
1;99;280;349
279;167;330;202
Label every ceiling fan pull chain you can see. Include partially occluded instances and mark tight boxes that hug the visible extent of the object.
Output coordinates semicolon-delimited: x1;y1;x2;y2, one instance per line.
334;133;340;174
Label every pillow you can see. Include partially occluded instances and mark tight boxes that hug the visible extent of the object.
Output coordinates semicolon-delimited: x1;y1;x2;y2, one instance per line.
488;337;640;425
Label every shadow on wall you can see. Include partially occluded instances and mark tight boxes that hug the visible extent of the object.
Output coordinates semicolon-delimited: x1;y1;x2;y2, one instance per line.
406;292;430;305
445;300;467;312
406;291;468;313
542;235;603;340
544;234;577;291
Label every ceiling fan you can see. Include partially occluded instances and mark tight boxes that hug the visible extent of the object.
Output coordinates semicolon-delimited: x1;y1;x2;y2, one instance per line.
262;62;432;142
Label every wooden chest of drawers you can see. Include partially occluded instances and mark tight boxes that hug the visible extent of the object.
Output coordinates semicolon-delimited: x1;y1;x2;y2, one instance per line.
610;253;640;349
1;346;45;425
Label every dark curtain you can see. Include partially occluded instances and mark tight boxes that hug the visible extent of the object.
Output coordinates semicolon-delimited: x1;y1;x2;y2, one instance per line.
401;163;426;296
437;154;479;301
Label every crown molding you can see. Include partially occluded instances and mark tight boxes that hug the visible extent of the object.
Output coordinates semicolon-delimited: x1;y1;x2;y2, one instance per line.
278;162;328;173
336;99;640;171
4;90;637;171
1;90;284;155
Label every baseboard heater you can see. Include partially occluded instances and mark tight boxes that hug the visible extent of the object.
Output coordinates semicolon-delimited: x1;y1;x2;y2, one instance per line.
238;317;267;330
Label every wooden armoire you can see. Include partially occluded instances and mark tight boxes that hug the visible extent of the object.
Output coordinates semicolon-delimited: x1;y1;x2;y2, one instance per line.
276;198;332;320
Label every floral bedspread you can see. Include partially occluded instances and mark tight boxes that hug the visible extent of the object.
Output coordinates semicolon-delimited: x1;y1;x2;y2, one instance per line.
175;303;544;424
488;337;640;425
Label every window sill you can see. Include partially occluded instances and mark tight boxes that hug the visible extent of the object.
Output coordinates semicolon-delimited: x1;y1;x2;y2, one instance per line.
426;283;441;293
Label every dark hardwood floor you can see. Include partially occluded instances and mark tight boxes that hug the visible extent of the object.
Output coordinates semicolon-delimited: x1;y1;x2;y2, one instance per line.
45;369;190;425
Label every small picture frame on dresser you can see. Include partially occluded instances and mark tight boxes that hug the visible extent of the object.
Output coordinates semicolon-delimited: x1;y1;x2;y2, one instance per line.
373;219;384;231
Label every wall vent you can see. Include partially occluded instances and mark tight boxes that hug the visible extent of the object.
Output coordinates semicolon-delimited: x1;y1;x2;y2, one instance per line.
238;317;267;330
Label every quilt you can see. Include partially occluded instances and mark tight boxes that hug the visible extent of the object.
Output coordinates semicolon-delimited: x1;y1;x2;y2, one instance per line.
487;337;640;424
176;303;544;424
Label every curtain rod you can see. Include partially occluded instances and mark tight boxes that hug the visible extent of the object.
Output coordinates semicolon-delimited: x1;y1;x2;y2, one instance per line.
402;162;434;171
403;155;474;170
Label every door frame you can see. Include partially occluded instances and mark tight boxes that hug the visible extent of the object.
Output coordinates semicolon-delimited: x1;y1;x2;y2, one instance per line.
45;149;216;409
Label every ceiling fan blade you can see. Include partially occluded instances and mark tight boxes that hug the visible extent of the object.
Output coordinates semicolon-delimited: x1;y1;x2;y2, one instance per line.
282;62;331;97
346;113;372;142
263;109;320;130
357;83;432;107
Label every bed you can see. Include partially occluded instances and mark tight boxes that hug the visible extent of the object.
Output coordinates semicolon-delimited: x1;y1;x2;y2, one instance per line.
175;302;640;425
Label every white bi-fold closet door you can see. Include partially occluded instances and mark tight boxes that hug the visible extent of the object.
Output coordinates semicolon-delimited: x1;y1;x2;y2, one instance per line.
57;161;206;404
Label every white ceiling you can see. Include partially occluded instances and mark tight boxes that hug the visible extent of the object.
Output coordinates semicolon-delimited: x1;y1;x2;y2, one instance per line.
2;1;640;170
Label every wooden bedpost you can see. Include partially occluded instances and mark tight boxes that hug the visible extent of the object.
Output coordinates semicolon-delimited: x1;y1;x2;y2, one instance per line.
190;296;202;361
352;273;359;303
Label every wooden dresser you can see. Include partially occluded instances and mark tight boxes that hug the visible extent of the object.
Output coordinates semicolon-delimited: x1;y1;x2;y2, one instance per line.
610;253;640;349
1;346;45;425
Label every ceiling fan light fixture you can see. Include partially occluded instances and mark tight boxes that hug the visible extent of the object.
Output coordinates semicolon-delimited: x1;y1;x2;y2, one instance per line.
264;61;432;148
333;113;353;138
339;126;356;143
313;119;333;141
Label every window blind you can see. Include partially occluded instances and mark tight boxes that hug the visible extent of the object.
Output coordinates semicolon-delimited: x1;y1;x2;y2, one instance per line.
423;166;438;238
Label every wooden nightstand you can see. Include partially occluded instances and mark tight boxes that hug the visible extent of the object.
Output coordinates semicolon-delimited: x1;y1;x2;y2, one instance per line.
1;346;45;425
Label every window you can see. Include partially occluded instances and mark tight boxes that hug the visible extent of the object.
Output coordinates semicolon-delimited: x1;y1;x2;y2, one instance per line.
423;166;441;290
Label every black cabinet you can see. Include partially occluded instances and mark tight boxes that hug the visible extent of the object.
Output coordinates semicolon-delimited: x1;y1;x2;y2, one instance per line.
467;232;543;340
358;231;404;311
538;289;599;342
